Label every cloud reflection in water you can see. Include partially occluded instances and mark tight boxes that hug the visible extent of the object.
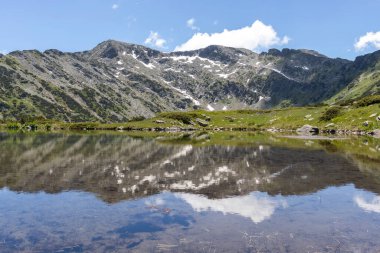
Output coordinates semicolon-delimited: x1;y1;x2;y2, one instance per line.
176;192;287;223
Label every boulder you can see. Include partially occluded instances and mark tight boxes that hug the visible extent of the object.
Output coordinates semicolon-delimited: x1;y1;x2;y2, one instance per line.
296;125;319;134
363;121;370;127
154;120;165;124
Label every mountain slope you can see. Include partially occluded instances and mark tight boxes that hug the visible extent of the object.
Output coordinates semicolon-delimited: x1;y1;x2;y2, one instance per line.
0;39;379;122
328;50;380;103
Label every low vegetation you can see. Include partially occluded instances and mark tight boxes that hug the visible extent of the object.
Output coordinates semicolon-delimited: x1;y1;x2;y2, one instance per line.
319;106;342;121
355;95;380;107
2;102;380;133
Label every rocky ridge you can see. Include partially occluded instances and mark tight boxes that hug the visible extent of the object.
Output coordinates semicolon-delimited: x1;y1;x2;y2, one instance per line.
0;40;379;122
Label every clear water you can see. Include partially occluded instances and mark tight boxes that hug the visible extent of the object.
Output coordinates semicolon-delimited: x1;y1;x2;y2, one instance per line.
0;132;380;252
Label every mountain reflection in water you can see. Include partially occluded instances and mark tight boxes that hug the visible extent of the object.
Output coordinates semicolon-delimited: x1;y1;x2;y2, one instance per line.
0;132;380;252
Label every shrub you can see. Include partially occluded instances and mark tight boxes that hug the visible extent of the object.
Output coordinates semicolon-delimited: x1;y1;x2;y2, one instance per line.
355;95;380;107
69;122;100;130
319;106;341;121
159;112;199;124
337;99;355;106
6;122;21;129
130;116;146;122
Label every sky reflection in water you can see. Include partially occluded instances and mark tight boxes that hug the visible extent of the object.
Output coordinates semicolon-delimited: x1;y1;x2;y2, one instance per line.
0;132;380;252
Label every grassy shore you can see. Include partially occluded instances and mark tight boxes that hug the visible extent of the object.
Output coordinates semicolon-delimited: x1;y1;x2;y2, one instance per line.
1;102;380;133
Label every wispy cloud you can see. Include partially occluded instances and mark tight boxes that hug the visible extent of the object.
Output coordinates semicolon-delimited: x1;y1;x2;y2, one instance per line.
112;4;119;10
354;31;380;51
144;31;167;48
186;18;199;31
175;20;289;52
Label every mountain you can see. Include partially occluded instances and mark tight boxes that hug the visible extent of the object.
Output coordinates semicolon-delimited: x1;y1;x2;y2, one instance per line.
328;50;380;103
1;39;380;122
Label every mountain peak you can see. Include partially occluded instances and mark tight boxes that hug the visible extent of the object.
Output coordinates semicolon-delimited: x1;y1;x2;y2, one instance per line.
89;39;161;59
194;45;254;63
298;49;327;58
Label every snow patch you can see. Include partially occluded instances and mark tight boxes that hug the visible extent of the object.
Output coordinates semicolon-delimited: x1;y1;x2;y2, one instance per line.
168;55;225;68
207;104;215;111
140;61;156;69
217;70;237;79
167;84;201;106
264;66;297;81
131;51;138;59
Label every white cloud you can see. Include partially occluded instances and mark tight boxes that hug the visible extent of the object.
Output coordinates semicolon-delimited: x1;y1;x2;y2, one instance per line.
175;20;289;52
144;31;167;48
355;31;380;51
112;4;119;10
187;18;199;30
176;192;287;223
354;195;380;213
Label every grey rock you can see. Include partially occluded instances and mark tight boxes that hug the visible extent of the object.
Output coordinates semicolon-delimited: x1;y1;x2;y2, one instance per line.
296;125;319;134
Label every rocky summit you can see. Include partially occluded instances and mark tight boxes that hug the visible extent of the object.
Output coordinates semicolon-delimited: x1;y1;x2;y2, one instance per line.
0;40;380;122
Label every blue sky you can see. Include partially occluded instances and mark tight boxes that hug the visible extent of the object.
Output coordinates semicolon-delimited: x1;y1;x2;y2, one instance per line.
1;0;380;59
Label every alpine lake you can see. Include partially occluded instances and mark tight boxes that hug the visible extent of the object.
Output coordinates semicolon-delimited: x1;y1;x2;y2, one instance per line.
1;131;380;252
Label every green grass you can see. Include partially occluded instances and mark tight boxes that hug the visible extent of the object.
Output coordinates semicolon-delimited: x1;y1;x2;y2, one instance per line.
328;64;380;103
2;103;380;132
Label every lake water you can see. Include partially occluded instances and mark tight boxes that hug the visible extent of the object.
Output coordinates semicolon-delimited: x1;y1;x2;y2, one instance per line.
0;131;380;252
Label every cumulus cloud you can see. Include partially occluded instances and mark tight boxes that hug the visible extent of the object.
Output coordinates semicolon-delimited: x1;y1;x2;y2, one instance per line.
355;31;380;51
112;4;119;10
187;18;199;30
175;20;289;52
144;31;167;48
